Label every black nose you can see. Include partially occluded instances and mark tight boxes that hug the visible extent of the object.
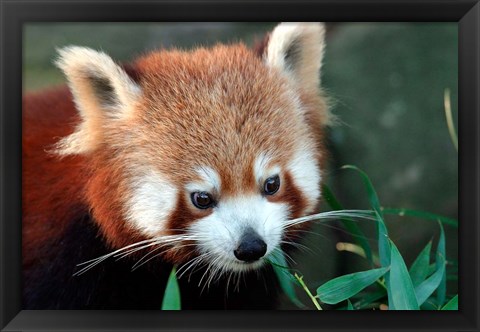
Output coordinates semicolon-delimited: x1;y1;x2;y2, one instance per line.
234;230;267;262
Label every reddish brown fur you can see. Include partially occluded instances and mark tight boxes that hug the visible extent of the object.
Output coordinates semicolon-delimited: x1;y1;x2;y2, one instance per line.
23;87;87;268
23;87;148;263
131;44;322;190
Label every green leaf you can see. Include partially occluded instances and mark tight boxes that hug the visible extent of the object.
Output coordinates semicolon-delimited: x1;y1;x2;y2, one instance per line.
441;295;458;310
269;251;306;309
341;166;401;309
316;267;389;305
381;208;458;227
414;253;446;305
353;287;387;309
374;210;393;308
409;241;432;287
342;165;381;214
347;299;354;310
388;240;419;310
340;167;388;265
436;222;447;306
322;184;373;264
420;298;439;310
161;266;181;310
376;211;390;267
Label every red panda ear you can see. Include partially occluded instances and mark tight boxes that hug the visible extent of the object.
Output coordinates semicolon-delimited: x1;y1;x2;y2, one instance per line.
54;46;141;155
264;22;326;94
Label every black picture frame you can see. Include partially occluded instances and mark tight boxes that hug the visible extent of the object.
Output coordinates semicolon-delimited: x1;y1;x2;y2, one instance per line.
1;0;478;331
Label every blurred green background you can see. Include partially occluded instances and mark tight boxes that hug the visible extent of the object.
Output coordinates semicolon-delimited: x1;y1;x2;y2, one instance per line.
23;22;458;309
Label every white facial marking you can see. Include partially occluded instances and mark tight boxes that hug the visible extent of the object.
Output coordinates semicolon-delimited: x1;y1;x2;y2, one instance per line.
287;144;321;214
186;166;221;193
186;149;321;273
126;171;178;236
188;196;289;272
254;152;281;182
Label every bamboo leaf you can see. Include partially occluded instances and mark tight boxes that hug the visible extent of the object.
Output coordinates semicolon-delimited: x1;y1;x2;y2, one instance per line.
374;208;394;309
353;288;387;309
347;299;354;310
316;267;389;305
381;208;458;227
376;210;390;268
409;241;433;287
269;251;306;308
414;253;446;305
388;241;419;310
441;295;458;310
342;166;393;308
376;209;394;310
322;184;373;264
342;165;381;214
427;263;437;276
161;266;181;310
340;167;388;264
421;298;439;310
436;222;447;306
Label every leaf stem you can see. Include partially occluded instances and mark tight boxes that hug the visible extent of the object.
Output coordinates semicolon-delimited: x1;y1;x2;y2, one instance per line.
376;278;387;290
444;88;458;151
294;273;323;310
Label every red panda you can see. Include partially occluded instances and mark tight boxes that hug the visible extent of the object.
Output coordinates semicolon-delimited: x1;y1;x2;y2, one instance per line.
22;22;329;309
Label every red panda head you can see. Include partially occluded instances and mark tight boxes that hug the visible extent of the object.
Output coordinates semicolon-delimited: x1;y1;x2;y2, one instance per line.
56;23;329;273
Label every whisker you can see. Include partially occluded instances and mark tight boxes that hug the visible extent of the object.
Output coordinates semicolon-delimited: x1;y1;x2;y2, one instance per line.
187;257;212;283
226;269;234;292
131;244;170;271
73;256;111;276
206;263;222;289
271;247;295;266
133;242;202;271
114;241;166;260
280;240;314;256
76;238;162;266
291;210;371;223
236;270;245;292
75;211;374;277
282;210;375;229
74;233;205;276
199;256;223;293
177;253;211;279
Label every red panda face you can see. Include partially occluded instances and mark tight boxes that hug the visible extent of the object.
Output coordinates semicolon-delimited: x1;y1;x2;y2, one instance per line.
55;23;329;273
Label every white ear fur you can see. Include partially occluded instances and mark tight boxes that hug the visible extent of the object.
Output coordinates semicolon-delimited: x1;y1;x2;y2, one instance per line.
54;46;141;155
266;22;326;93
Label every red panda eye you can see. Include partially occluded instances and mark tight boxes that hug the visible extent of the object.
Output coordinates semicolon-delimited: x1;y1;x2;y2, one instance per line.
264;175;280;195
191;192;215;209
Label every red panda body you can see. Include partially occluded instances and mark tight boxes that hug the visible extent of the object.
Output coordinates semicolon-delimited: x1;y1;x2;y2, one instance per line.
23;23;329;309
